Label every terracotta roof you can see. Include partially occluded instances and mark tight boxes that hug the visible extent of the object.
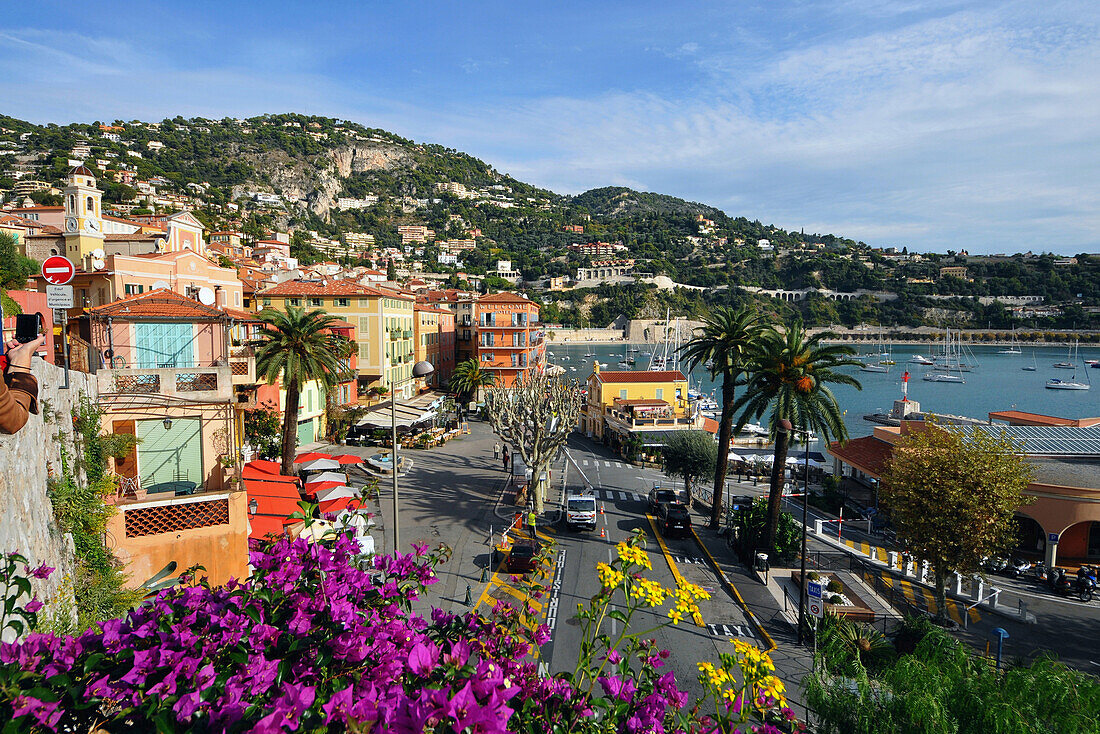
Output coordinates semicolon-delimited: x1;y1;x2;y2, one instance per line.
595;370;687;384
479;292;536;304
415;304;450;314
86;288;225;320
222;306;262;322
10;206;64;212
68;165;95;177
828;436;893;478
988;410;1100;428
261;279;413;299
327;319;355;329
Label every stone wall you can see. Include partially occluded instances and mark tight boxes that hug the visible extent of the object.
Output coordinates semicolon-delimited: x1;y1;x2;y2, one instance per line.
0;359;96;638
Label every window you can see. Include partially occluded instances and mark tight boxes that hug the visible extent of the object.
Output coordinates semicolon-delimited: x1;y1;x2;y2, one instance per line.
263;298;271;307
124;284;144;296
134;322;195;369
235;292;241;306
619;389;628;399
290;299;301;306
335;298;349;307
87;196;95;213
482;353;493;362
310;298;323;307
655;388;664;400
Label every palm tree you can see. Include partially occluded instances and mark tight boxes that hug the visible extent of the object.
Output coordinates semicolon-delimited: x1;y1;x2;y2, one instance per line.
734;322;861;553
449;358;497;411
252;306;345;476
679;307;765;528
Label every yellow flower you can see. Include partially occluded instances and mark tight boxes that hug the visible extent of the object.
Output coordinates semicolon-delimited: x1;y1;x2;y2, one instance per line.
615;541;652;570
667;608;684;625
596;562;623;589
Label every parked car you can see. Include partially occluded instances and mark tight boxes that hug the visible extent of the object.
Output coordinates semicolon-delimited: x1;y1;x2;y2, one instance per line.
505;539;540;574
657;502;692;537
648;485;684;512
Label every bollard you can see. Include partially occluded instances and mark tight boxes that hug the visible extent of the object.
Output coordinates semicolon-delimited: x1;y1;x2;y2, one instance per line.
814;519;824;535
972;576;985;603
888;551;898;570
952;572;965;596
988;587;1001;610
919;560;930;584
464;584;473;607
480;566;487;583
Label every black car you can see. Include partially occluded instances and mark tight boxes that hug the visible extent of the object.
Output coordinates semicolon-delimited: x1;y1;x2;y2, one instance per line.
657;502;692;537
647;487;680;512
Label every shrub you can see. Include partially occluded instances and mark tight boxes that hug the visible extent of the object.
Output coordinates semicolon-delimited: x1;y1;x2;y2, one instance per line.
807;571;821;581
828;594;844;605
826;579;843;594
1;534;805;733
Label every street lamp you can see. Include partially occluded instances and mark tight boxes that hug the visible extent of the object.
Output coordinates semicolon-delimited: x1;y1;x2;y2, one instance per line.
780;418;812;645
391;360;435;554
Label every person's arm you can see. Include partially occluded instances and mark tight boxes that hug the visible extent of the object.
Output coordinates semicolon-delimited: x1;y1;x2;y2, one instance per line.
0;336;44;434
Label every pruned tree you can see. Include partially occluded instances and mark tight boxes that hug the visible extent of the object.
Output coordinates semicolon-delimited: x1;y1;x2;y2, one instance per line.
486;372;582;513
661;430;718;503
879;421;1033;623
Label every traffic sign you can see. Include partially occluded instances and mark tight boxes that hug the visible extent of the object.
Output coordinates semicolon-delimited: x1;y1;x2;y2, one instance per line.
46;285;73;309
807;581;822;600
41;256;75;285
808;598;823;619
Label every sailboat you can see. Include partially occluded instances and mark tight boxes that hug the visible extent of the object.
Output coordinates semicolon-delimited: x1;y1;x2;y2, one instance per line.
1053;342;1077;369
1046;342;1089;390
1022;350;1037;371
924;329;966;383
998;329;1022;355
617;344;635;367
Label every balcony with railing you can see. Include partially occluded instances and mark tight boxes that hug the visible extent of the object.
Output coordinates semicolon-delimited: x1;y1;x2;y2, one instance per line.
99;364;234;402
604;401;694;430
228;346;256;385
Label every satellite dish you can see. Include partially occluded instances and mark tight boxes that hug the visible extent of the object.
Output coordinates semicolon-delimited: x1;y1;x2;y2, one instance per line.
91;258;105;270
152;280;170;290
91;248;105;259
197;286;216;306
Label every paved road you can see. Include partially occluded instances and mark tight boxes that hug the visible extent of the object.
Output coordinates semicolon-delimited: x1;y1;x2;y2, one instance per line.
328;422;1100;712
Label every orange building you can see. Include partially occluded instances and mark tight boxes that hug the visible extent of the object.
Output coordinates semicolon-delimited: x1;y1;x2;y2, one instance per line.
475;292;544;387
414;304;456;390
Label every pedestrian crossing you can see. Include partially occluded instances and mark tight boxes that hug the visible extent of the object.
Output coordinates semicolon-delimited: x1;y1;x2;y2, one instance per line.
579;459;626;468
593;489;642;502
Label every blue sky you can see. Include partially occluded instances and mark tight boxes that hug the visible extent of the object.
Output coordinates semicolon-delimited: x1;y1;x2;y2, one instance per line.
2;1;1098;254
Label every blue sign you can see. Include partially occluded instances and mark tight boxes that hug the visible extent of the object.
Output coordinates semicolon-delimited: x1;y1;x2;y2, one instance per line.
807;581;822;600
1048;533;1059;543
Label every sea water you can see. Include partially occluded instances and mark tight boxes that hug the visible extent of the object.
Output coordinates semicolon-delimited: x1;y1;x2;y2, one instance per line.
546;340;1100;441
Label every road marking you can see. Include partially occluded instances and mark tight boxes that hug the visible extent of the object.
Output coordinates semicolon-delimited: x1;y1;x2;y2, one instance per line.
646;514;704;627
545;549;566;634
671;554;707;565
707;623;753;639
615;462;623;468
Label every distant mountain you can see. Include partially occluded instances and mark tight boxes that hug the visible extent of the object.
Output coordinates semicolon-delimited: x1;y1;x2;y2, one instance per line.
568;186;725;220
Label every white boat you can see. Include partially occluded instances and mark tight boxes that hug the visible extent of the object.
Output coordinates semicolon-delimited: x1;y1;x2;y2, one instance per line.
998;329;1022;354
1046;378;1090;390
1046;342;1089;389
909;354;935;365
860;363;889;373
1052;362;1076;369
923;372;964;383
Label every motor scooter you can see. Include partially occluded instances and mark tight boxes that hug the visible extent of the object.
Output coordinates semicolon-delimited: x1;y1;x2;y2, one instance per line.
1050;567;1096;602
983;557;1008;574
1006;557;1032;579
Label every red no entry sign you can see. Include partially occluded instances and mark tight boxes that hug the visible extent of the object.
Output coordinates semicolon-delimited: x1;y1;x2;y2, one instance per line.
42;255;75;285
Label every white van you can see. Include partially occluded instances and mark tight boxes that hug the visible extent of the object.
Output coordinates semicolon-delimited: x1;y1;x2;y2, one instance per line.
564;489;598;530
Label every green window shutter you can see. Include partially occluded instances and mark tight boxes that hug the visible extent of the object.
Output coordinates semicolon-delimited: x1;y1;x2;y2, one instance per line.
134;322;195;369
136;418;202;494
297;418;315;445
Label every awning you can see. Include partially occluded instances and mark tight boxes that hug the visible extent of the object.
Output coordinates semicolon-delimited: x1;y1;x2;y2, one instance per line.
300;458;340;471
316;486;357;502
294;452;331;464
355;392;445;429
308;471;348;484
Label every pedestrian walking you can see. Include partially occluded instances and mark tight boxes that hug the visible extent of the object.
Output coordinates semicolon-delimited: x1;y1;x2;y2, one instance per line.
493;442;501;460
503;452;509;471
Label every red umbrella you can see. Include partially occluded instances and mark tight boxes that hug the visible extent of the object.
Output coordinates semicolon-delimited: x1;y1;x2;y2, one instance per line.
318;497;362;515
294;452;332;464
303;480;343;497
331;454;365;465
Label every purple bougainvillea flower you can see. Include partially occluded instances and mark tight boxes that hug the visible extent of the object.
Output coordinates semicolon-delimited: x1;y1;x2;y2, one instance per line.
598;675;637;702
28;563;54;579
23;598;43;613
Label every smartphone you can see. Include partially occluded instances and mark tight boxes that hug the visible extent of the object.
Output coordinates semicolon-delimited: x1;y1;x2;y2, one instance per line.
15;313;43;344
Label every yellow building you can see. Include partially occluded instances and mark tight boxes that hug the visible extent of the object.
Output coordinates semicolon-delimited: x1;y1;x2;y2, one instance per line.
279;379;328;446
581;364;697;454
259;280;418;398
